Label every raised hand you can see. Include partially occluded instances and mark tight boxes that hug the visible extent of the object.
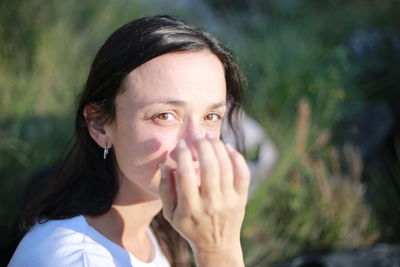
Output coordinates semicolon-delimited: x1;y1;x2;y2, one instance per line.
159;134;250;267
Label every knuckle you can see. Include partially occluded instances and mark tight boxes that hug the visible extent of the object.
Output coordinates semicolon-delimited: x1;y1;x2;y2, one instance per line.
220;158;233;171
201;157;219;173
204;202;222;216
180;202;196;217
205;197;223;211
202;166;219;180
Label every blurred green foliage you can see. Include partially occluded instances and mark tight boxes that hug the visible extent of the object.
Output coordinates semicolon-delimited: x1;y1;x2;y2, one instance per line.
1;0;399;265
242;99;378;266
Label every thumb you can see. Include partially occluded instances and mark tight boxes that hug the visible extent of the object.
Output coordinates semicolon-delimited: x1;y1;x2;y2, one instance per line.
158;164;176;222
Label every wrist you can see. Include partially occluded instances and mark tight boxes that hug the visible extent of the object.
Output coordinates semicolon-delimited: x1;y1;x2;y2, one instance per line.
192;243;245;267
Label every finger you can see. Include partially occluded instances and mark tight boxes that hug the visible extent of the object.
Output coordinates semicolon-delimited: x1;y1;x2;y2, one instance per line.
206;133;234;194
158;164;176;222
226;144;250;196
195;136;220;196
176;140;200;207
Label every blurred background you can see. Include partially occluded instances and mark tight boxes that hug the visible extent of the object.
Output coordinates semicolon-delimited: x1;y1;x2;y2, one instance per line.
1;0;399;266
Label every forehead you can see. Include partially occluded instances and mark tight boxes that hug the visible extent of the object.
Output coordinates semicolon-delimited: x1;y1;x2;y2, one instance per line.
119;51;226;107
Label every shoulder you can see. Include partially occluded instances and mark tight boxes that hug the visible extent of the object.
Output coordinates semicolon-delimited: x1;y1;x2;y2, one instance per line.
9;216;114;267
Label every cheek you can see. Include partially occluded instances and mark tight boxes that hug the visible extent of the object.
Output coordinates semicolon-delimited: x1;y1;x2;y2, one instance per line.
155;131;179;155
127;130;178;164
140;138;162;154
113;133;175;182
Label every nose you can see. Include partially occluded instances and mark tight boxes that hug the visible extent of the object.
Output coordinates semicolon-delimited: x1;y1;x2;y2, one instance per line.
170;117;205;162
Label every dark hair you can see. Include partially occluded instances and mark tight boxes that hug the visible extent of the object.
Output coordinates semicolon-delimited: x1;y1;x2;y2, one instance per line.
21;15;245;266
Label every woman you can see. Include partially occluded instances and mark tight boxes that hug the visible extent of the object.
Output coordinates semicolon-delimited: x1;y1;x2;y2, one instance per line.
9;15;250;267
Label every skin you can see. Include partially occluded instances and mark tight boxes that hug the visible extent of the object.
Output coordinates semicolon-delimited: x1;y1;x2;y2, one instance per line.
85;50;250;266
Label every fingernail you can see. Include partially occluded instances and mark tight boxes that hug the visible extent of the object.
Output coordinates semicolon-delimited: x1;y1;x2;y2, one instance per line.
178;139;187;149
225;143;235;152
206;132;215;140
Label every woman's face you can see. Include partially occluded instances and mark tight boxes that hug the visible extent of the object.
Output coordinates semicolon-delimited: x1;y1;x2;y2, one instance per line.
107;51;227;201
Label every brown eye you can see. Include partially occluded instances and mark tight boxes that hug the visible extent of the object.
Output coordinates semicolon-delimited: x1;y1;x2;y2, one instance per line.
156;113;174;121
205;113;221;122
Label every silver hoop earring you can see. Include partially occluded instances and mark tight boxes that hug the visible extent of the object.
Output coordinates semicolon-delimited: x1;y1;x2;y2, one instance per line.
103;145;109;159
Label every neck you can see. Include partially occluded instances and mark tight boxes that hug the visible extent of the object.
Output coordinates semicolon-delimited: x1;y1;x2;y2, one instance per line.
85;176;163;261
112;199;162;236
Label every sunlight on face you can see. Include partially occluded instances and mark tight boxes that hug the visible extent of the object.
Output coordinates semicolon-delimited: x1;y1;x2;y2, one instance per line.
107;51;227;201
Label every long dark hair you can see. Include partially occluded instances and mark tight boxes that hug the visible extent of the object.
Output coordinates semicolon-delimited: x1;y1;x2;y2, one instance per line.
21;15;245;266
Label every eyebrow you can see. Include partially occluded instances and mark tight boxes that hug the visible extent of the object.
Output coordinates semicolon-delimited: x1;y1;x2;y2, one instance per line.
139;99;227;109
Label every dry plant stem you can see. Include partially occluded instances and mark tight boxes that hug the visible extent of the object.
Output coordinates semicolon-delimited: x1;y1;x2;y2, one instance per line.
295;98;311;157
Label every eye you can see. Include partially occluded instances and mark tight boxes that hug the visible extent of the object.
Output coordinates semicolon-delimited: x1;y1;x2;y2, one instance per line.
154;112;175;121
204;113;222;122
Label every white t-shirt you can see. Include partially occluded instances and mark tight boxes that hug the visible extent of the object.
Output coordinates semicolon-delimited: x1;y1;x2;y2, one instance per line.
8;215;171;267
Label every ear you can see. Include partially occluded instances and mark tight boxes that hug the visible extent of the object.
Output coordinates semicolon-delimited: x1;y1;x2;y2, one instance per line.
83;104;113;149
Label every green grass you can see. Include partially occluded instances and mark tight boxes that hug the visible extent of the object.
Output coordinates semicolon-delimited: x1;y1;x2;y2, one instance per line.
241;100;378;266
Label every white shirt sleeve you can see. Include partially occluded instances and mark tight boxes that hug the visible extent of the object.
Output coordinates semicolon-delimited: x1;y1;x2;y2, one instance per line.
9;217;116;267
8;216;170;267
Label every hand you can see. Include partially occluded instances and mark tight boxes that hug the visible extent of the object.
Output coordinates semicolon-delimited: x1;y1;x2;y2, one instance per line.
159;134;250;266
